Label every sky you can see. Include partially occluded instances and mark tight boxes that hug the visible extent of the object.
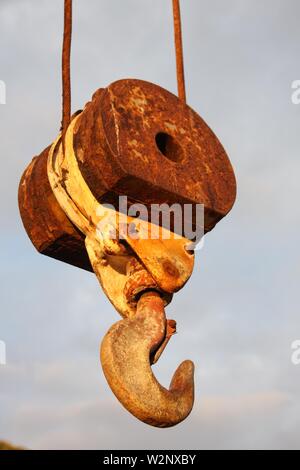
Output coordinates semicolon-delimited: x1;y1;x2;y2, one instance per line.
0;0;300;450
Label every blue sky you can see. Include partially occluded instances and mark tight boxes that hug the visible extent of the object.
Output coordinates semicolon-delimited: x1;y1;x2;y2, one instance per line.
0;0;300;449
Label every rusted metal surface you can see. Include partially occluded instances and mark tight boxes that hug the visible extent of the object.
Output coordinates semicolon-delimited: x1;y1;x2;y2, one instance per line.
18;146;91;271
123;258;173;308
18;78;236;428
78;79;236;235
19;79;236;273
101;291;194;428
172;0;186;102
62;0;72;143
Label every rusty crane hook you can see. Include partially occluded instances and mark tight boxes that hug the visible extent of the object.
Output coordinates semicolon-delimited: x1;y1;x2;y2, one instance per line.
100;291;194;428
16;0;237;430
